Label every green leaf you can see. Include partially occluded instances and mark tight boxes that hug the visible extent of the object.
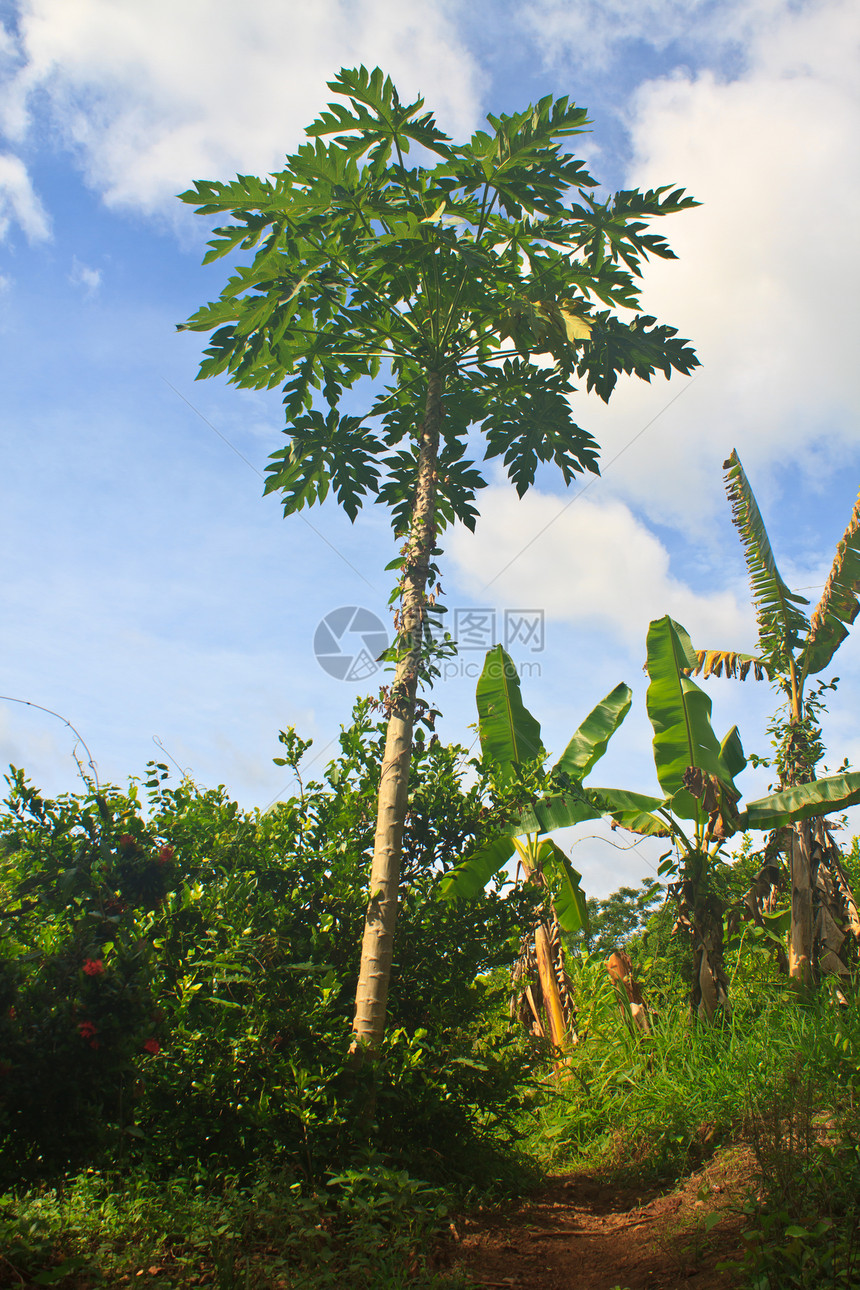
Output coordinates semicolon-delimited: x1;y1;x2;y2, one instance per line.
720;725;747;780
538;839;590;933
645;616;733;819
803;487;860;677
551;682;632;782
438;834;515;900
515;789;603;836
588;787;672;837
738;770;860;831
723;450;810;672
476;646;543;781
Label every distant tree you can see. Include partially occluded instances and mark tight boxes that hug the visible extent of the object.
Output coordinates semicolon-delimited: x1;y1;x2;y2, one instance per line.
580;879;665;957
179;66;699;1054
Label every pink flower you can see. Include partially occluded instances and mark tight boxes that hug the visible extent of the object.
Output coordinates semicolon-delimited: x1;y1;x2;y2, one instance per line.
142;1038;161;1055
83;958;105;976
78;1021;98;1040
157;845;174;865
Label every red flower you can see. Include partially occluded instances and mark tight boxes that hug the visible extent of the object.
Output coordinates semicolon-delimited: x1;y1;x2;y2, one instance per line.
89;1039;100;1050
83;958;105;976
142;1038;161;1055
119;834;136;848
7;1006;15;1020
157;845;174;865
78;1021;98;1040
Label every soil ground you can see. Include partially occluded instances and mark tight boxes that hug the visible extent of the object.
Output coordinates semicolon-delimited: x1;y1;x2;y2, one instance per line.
441;1148;754;1289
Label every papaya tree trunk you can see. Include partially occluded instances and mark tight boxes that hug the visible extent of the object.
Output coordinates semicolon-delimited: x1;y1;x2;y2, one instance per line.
351;373;443;1053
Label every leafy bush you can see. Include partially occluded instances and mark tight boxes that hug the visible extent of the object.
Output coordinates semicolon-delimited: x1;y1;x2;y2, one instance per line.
0;701;536;1190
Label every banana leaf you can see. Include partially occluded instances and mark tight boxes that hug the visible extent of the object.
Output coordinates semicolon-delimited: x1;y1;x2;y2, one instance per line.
476;645;543;782
723;449;810;669
588;786;673;837
516;788;603;836
738;769;860;830
438;833;516;901
802;486;860;677
645;616;733;817
538;838;590;934
550;682;632;782
691;649;769;681
720;725;747;780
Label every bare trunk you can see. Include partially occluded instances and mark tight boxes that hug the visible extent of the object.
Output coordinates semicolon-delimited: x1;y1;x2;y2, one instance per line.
788;820;816;984
672;851;731;1021
351;373;443;1053
511;911;577;1054
606;949;650;1035
534;922;568;1052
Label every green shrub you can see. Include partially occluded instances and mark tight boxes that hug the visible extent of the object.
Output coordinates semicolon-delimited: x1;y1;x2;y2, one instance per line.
0;701;536;1190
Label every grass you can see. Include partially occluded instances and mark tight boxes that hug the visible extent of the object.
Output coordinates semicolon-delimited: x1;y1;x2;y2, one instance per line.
522;965;858;1180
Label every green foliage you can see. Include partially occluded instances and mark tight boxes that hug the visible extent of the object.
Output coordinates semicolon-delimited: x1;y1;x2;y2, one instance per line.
644;616;741;821
440;649;631;917
0;1161;468;1288
722;449;811;678
180;66;699;539
576;878;665;958
0;701;535;1191
722;999;860;1287
528;981;860;1181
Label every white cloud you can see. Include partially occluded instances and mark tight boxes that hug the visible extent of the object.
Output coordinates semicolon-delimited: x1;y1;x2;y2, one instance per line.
521;0;838;75
524;0;860;534
448;487;753;647
68;256;101;293
0;152;50;240
5;0;483;218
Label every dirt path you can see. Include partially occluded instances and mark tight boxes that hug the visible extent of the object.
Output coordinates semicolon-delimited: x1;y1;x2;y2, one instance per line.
443;1149;753;1289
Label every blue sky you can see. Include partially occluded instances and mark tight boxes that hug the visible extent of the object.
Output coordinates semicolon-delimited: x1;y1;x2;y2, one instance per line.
1;0;859;896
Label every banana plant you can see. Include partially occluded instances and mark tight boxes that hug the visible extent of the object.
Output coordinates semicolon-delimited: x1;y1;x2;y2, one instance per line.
691;450;860;982
444;620;860;1021
439;645;633;1049
599;616;860;1016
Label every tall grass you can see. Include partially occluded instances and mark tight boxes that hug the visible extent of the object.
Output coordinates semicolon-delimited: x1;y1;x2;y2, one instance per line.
527;956;860;1184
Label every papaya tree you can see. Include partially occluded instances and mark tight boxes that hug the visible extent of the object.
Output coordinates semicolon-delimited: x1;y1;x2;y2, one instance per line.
443;618;860;1019
692;451;860;983
178;66;700;1054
